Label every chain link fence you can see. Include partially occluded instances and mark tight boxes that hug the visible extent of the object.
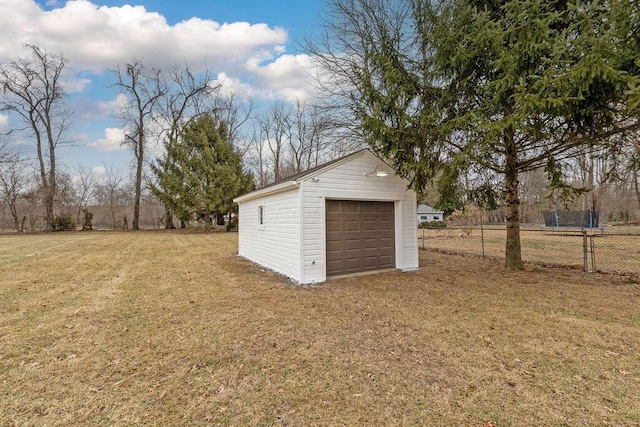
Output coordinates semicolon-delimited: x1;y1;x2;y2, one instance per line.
418;224;640;278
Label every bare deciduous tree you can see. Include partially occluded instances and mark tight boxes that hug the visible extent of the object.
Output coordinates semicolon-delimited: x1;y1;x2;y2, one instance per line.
0;153;27;231
260;101;293;182
94;165;127;230
112;59;166;230
70;166;97;226
246;122;270;188
211;93;256;149
0;45;71;230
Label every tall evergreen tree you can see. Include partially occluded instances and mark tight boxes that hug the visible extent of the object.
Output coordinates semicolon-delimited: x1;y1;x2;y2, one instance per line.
312;0;640;269
151;115;254;228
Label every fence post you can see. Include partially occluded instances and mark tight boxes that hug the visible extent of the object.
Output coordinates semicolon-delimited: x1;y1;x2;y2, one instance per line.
582;229;588;272
480;220;485;258
590;234;596;271
422;227;425;250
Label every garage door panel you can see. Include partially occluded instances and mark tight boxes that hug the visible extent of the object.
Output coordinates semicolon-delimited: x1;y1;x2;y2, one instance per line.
379;203;394;213
363;256;379;266
327;260;343;272
326;240;342;252
362;220;377;231
345;202;359;213
379;220;393;230
346;258;362;271
380;237;393;249
326;200;395;277
380;255;394;266
346;220;361;232
326;202;341;213
326;221;342;231
363;238;377;249
345;239;360;251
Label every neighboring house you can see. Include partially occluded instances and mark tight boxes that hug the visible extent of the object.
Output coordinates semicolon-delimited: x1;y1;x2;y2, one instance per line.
417;204;444;223
234;149;419;284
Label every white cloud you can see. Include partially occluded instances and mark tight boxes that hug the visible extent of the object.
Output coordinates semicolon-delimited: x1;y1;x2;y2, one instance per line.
75;93;128;120
212;72;255;99
0;0;321;115
0;0;289;74
0;114;8;131
252;54;318;103
92;165;106;175
87;127;126;152
97;93;128;117
62;76;91;93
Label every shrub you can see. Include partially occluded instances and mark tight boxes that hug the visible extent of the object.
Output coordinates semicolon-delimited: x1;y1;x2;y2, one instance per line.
419;220;447;228
52;214;76;231
447;205;483;235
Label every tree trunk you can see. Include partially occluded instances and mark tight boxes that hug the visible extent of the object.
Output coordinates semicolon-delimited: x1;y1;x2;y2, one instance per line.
164;208;175;229
111;206;117;230
132;138;143;230
633;166;640;213
46;120;56;231
504;131;524;270
33;128;53;230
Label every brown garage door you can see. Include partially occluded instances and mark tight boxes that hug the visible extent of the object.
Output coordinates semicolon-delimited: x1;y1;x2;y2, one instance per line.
326;200;395;277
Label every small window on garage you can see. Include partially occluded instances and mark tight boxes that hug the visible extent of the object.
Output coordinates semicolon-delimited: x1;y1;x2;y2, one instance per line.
433;215;440;220
420;215;428;221
258;205;265;229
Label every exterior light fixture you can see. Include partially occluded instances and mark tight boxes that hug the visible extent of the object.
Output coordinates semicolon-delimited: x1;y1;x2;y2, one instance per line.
365;165;388;177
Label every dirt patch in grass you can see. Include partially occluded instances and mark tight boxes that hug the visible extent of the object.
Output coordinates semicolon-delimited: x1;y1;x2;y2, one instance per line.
1;232;639;425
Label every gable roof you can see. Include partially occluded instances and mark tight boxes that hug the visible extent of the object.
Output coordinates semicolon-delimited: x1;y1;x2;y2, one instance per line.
234;149;400;203
417;204;444;214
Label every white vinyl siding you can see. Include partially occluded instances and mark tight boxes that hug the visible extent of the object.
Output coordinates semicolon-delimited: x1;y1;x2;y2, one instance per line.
418;213;442;222
238;188;301;282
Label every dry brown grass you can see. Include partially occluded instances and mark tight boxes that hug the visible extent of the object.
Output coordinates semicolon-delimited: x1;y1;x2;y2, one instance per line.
1;231;639;426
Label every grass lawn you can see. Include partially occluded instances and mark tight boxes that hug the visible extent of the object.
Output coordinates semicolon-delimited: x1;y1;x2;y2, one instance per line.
1;231;639;426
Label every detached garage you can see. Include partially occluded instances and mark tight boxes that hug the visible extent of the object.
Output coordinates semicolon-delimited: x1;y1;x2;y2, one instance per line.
233;149;419;284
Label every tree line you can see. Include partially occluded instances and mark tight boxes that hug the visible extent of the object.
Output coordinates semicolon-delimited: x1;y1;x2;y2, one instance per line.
0;47;350;232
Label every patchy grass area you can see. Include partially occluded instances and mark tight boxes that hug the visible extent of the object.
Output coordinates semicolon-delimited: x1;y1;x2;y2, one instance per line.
1;231;639;425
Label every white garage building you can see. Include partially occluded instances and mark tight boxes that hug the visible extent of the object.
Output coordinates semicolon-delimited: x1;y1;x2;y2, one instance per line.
234;149;419;284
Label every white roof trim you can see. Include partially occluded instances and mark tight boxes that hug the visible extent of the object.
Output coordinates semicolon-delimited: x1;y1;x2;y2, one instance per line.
417;204;444;214
233;180;299;203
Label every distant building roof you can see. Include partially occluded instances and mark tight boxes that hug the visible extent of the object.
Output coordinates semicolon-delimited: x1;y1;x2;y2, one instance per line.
417;204;443;214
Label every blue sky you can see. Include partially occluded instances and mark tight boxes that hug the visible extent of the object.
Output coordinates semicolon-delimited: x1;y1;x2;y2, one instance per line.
1;0;326;176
